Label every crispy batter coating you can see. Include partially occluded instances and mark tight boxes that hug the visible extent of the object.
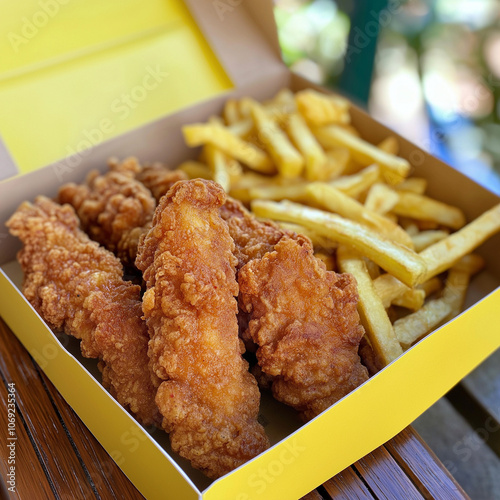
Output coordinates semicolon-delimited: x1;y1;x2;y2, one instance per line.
239;237;368;421
134;163;188;202
57;158;156;266
220;197;303;270
136;180;269;478
7;196;160;426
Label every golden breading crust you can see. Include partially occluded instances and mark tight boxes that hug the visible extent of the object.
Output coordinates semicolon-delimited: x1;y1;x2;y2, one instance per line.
239;237;368;421
7;196;161;426
136;179;269;478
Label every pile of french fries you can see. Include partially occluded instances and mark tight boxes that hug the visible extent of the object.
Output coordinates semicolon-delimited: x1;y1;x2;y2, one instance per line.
179;88;500;369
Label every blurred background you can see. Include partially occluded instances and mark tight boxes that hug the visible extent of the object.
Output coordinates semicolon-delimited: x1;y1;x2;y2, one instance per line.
274;0;500;193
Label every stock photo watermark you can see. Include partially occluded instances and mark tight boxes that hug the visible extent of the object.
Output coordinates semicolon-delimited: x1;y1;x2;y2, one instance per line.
6;382;17;493
7;0;73;53
53;64;168;182
213;0;244;21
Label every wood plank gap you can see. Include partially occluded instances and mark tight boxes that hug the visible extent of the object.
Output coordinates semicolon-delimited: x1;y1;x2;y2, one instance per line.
33;360;101;500
351;464;378;499
447;384;500;459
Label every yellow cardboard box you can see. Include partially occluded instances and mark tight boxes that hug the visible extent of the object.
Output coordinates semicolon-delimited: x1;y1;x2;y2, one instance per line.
1;1;499;499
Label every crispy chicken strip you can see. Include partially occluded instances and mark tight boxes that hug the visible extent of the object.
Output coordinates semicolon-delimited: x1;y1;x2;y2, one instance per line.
136;180;269;478
7;196;160;427
57;158;156;266
134;163;188;202
239;237;368;421
220;197;303;270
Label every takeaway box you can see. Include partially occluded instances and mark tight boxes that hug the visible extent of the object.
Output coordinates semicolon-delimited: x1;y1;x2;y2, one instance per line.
1;1;500;499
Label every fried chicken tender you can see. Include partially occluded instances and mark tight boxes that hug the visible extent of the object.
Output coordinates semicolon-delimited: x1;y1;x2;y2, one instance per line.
136;179;269;478
7;196;161;427
220;197;302;270
57;158;156;266
239;237;368;421
134;163;188;202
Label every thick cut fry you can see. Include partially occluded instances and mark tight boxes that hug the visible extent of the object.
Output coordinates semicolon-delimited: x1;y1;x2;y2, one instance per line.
223;99;241;125
377;136;399;155
417;277;442;297
394;177;427;194
252;200;427;287
392;288;426;310
228;119;253;138
295;89;350;126
183;123;275;174
392;192;466;230
307;183;414;247
418;203;500;283
250;101;304;178
337;246;403;365
248;182;309;202
324;148;350;180
373;274;411;308
314;125;410;184
203;144;231;191
178;160;213;180
286;112;327;181
394;298;452;349
412;230;449;252
364;183;399;214
330;165;380;198
442;254;485;320
277;222;338;250
314;252;335;271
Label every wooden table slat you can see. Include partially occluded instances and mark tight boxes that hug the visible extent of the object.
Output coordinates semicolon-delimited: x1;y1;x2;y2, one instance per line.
355;446;424;500
0;319;94;499
323;466;374;500
40;370;145;500
384;427;470;500
0;377;54;500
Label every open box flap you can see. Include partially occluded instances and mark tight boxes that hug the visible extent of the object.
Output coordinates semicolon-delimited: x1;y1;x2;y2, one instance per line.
0;0;285;177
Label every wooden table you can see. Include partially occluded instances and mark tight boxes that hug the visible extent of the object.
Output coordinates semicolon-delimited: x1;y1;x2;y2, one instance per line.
0;317;471;500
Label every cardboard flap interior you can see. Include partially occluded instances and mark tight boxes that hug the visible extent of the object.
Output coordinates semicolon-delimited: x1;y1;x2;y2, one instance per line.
0;0;284;178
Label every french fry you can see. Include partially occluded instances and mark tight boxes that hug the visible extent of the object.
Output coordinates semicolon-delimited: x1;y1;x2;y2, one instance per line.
394;298;452;349
411;230;449;252
337;245;403;365
228;119;254;138
417;277;442;297
442;254;485;320
248;183;309;202
394;177;427;195
223;99;241;125
314;125;410;184
178;161;212;180
392;192;466;230
249;100;304;178
324;148;350;180
373;274;411;309
277;222;338;250
364;259;380;279
418;202;500;283
392;289;426;311
330;164;380;198
251;199;428;287
364;183;399;214
307;183;414;248
378;136;399;155
295;89;350;126
183;123;275;174
203;144;231;191
286;112;327;181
